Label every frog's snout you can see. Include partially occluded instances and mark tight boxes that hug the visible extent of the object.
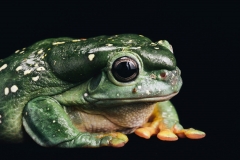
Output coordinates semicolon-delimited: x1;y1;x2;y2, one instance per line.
155;67;182;92
152;67;181;83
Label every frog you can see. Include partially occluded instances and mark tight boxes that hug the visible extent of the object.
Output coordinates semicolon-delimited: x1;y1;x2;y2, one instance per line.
0;34;205;147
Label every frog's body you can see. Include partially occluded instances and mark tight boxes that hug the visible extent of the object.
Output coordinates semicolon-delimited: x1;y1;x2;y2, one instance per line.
0;34;205;147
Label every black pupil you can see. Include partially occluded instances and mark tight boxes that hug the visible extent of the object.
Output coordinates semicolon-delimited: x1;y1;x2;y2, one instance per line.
116;61;136;77
112;57;139;82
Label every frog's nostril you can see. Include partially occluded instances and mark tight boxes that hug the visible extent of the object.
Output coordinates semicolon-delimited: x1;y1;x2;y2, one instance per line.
160;71;167;78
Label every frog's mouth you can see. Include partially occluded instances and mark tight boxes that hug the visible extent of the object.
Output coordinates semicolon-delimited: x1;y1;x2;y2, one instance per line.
85;92;178;107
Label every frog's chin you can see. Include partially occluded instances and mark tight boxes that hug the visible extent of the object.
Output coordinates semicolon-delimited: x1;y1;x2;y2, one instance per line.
91;92;179;106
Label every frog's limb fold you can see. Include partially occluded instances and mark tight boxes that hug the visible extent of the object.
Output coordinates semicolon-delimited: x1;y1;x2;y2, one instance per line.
135;101;205;141
23;96;128;147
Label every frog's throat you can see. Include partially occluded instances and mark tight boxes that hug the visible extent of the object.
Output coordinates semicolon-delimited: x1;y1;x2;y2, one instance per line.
88;92;178;106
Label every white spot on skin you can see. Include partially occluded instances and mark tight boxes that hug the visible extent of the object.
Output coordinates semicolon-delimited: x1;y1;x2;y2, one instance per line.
136;46;141;49
138;86;142;89
127;40;133;43
32;76;39;81
0;64;7;71
36;67;46;71
106;43;113;46
4;87;9;95
52;42;65;45
154;47;159;49
88;54;95;61
117;93;119;96
20;51;24;54
25;112;28;116
158;40;163;44
15;50;20;53
11;85;18;93
53;120;56;123
162;112;167;118
16;66;23;71
0;120;1;124
84;93;88;97
150;74;157;79
38;49;43;54
72;39;81;42
146;90;150;95
26;59;35;65
150;43;157;46
24;69;32;75
0;115;1;118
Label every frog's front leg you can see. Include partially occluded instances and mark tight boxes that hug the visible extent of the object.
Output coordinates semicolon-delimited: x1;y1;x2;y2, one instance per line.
135;101;205;141
23;97;128;147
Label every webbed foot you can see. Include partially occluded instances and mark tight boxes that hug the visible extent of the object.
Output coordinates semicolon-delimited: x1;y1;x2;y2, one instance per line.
135;101;205;141
135;119;205;141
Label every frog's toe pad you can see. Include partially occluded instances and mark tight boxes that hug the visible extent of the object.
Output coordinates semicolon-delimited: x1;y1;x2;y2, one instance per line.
110;133;128;147
135;127;158;139
109;138;126;147
157;129;178;141
183;128;206;139
99;132;128;147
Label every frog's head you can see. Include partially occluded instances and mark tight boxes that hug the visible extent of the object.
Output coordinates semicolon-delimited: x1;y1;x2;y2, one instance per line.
47;35;182;129
48;35;182;107
86;44;181;107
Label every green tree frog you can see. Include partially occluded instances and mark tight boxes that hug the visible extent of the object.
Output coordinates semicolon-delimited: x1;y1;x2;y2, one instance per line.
0;34;205;147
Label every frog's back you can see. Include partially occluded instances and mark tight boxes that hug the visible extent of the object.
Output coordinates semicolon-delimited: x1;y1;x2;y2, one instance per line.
0;37;75;142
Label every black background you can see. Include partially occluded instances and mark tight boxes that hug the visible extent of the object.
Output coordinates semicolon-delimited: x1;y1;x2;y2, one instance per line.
0;1;239;159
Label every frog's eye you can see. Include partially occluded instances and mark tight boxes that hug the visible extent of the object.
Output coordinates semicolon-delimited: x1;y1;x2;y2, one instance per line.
111;56;139;82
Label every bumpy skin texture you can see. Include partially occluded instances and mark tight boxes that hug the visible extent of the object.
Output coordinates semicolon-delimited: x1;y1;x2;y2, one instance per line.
0;34;205;147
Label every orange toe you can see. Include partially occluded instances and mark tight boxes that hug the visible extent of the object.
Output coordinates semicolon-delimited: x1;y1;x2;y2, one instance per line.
157;129;178;141
184;129;206;139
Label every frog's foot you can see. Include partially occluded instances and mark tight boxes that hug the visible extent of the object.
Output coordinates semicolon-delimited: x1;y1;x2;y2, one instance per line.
135;119;161;139
135;120;205;141
57;132;128;148
95;132;128;148
173;127;206;139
